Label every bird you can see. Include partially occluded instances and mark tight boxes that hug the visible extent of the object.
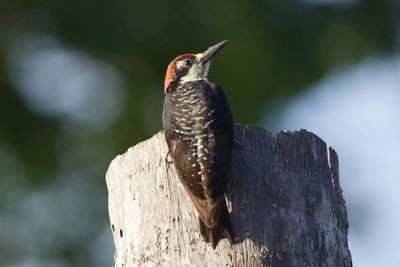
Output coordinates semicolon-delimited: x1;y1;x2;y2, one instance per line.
162;40;234;249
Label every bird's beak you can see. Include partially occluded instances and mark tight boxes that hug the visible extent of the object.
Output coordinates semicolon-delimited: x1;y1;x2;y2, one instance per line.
197;40;228;64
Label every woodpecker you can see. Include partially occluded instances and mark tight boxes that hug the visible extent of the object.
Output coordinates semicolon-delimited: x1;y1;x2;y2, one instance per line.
162;40;234;248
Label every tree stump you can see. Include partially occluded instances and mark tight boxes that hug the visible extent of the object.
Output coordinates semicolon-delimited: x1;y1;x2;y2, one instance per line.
106;124;352;267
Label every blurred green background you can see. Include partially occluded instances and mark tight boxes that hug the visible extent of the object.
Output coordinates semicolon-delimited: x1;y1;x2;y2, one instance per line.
0;0;398;266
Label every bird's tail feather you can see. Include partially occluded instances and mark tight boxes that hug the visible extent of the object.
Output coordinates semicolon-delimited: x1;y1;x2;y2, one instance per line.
199;199;234;249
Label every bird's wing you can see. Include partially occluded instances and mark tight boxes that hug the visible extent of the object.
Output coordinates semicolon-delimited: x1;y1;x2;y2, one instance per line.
201;84;234;198
163;94;209;221
198;84;233;227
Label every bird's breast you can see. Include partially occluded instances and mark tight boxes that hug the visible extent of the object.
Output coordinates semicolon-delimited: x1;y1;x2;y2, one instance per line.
168;86;218;189
170;87;216;141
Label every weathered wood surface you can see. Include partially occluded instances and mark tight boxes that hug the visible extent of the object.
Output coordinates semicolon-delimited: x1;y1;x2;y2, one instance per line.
106;124;352;267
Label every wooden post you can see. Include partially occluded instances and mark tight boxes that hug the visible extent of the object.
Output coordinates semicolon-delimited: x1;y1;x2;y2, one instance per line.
106;124;352;267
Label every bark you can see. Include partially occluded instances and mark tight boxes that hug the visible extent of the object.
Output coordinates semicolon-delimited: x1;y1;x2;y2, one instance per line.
106;124;352;267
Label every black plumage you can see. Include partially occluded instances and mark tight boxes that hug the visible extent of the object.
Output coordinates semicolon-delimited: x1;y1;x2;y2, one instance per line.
163;80;234;248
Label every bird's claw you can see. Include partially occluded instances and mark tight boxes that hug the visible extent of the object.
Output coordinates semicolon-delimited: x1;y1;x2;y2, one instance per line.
165;151;174;165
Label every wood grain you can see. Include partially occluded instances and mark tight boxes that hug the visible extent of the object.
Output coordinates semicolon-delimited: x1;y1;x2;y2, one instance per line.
106;124;352;267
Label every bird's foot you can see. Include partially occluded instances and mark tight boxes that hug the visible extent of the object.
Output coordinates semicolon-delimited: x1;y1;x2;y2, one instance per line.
164;151;174;165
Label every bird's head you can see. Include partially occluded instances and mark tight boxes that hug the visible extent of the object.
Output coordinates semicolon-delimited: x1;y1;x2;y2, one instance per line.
164;40;228;94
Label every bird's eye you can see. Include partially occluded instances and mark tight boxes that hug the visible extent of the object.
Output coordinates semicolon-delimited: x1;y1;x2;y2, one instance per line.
184;59;192;66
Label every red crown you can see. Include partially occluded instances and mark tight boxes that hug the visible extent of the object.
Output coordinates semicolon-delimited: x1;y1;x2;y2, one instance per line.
164;53;193;92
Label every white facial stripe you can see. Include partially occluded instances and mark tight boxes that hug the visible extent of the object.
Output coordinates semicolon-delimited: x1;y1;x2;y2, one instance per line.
175;60;187;69
180;62;210;83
